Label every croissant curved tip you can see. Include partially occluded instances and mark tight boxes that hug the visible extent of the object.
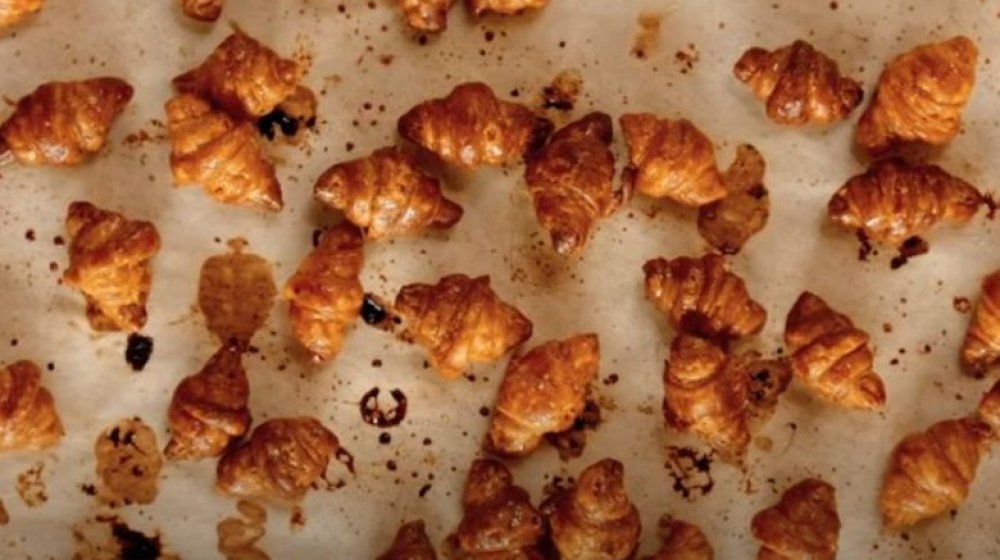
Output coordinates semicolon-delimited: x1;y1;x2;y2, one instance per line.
433;197;464;228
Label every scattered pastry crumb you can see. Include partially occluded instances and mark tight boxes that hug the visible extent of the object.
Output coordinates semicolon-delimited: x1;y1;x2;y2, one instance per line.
16;461;47;508
675;43;700;73
218;500;269;560
953;297;972;313
541;69;583;111
664;446;715;501
631;13;661;59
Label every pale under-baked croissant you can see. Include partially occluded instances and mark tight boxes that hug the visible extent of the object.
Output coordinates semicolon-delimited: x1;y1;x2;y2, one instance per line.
378;520;438;560
180;0;223;21
63;201;161;333
961;270;1000;377
283;223;364;362
0;78;133;166
314;147;463;239
828;158;982;247
398;0;454;32
455;459;544;558
549;458;642;560
466;0;548;16
785;291;886;410
216;417;340;502
620;113;727;206
94;417;163;506
643;515;713;560
857;36;978;154
733;39;863;125
486;333;599;457
643;254;767;340
0;361;63;452
164;345;251;460
198;241;277;348
395;274;533;379
0;0;43;28
525;112;622;256
398;82;553;168
751;478;840;560
697;144;769;255
166;93;283;212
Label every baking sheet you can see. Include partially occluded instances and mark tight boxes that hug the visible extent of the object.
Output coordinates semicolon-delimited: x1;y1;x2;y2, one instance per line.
1;0;999;557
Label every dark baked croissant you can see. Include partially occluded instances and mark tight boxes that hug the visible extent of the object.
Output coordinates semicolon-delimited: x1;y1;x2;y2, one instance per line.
180;0;222;21
455;459;544;558
314;146;463;240
398;82;553;168
549;458;641;560
525;112;622;256
857;36;978;154
751;478;840;560
166;93;283;212
697;144;769;255
733;40;863;125
466;0;548;16
486;333;599;457
620;113;727;206
784;291;886;410
828;158;982;247
398;0;454;32
643;254;767;340
961;270;1000;377
378;520;438;560
395;274;533;379
283;223;364;362
216;417;340;502
0;78;133;166
63;201;161;333
164;345;251;460
0;0;43;28
643;515;713;560
0;361;63;452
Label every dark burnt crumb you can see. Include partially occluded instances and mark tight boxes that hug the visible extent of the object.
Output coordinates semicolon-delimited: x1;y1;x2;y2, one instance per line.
484;30;495;42
829;1;838;9
542;87;574;111
546;399;601;461
478;406;490;417
360;387;408;427
418;484;432;497
371;359;382;368
378;432;391;445
9;339;17;347
335;448;356;475
80;483;97;496
890;236;930;269
386;460;397;472
345;142;355;152
417;35;428;46
950;509;958;519
125;334;154;372
559;40;566;48
984;193;997;219
510;88;520;98
883;323;893;333
602;373;620;385
312;228;324;248
422;437;432;446
257;108;300;140
378;54;394;66
901;532;910;541
53;235;65;246
464;373;478;382
110;521;162;560
24;229;35;241
855;230;874;261
360;293;394;329
49;262;58;272
46;362;54;371
337;3;346;13
889;357;899;365
953;297;972;314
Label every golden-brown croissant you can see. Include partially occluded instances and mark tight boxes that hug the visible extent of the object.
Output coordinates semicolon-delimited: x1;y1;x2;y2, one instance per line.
455;459;544;558
466;0;548;16
314;147;463;240
164;345;251;461
751;478;840;560
524;112;622;256
395;274;533;379
620;113;727;206
398;0;454;32
198;241;277;348
663;335;750;462
398;82;553;168
784;291;886;410
283;223;364;362
857;36;978;154
180;0;223;21
486;334;599;457
378;520;438;560
643;515;713;560
733;40;863;125
0;361;63;452
643;254;766;340
828;158;982;247
63;201;161;333
697;144;769;255
961;270;1000;377
978;379;1000;434
0;78;133;166
166;93;283;212
548;458;641;560
216;417;340;502
0;0;43;28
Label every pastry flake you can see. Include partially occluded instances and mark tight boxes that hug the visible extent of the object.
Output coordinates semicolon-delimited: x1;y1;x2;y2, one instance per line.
697;144;769;255
466;0;547;16
0;361;63;452
398;0;454;33
455;459;544;557
751;478;840;560
643;515;713;560
94;418;163;506
378;520;438;560
0;0;43;28
198;240;277;348
180;0;223;21
960;270;1000;377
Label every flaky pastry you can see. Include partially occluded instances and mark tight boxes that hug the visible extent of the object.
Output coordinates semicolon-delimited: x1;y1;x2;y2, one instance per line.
0;0;43;28
0;361;63;452
697;144;769;255
751;478;840;560
466;0;547;16
455;459;544;558
398;0;454;32
378;520;438;560
960;270;1000;377
180;0;223;21
643;515;713;560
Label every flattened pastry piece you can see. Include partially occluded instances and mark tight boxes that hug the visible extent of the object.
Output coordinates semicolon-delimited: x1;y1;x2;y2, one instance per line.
486;334;599;457
398;0;454;33
95;418;164;506
697;144;769;255
395;274;533;379
164;345;251;460
283;224;364;362
784;291;886;410
828;158;982;247
314;147;463;240
180;0;223;21
733;40;863;125
378;520;438;560
198;240;277;348
643;515;713;560
0;78;133;166
398;82;553;168
0;0;43;28
166;94;283;212
620;113;727;207
456;459;544;558
0;361;63;452
751;478;840;560
216;417;340;503
466;0;547;16
643;254;766;340
959;271;1000;377
63;201;161;333
857;36;978;154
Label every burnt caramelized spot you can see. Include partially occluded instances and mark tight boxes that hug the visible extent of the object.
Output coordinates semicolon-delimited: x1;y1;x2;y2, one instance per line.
359;388;408;427
257;108;299;141
526;117;555;156
335;448;356;475
664;446;715;501
111;521;162;560
360;294;388;325
855;230;874;262
545;399;602;461
125;334;154;372
890;236;930;269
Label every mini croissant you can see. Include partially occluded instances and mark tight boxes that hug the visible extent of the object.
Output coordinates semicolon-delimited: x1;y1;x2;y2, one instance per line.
733;39;863;125
455;459;544;558
643;516;713;560
398;82;553;168
63;201;161;333
0;361;63;452
466;0;548;16
398;0;454;32
828;158;982;247
164;345;251;460
525;112;622;256
643;254;767;340
697;144;769;255
784;292;886;410
961;270;1000;377
216;417;340;502
751;478;840;560
284;223;364;362
549;459;642;560
180;0;223;21
395;274;533;379
857;36;978;154
0;0;43;28
0;78;133;166
620;113;727;206
486;334;599;457
314;147;463;239
378;520;438;560
978;380;1000;434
